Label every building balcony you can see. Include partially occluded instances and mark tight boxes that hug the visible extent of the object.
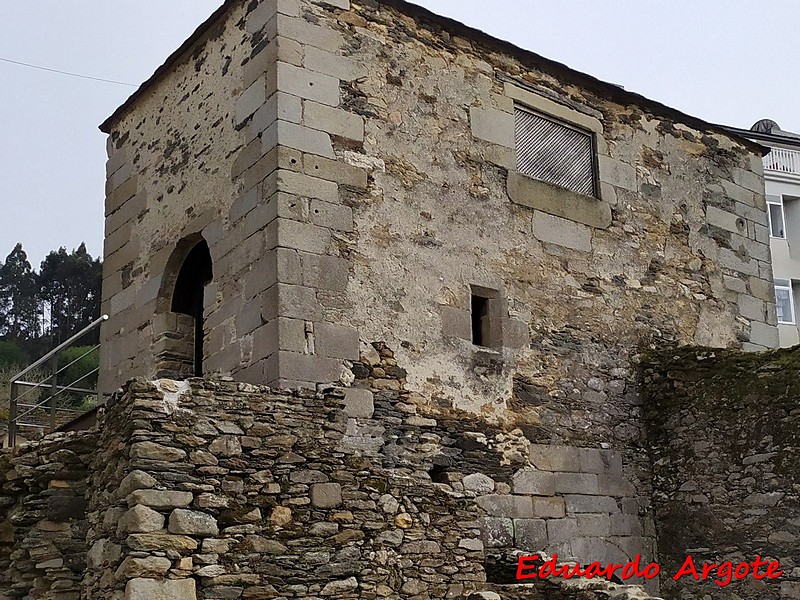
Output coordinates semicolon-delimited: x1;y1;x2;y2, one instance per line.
764;147;800;176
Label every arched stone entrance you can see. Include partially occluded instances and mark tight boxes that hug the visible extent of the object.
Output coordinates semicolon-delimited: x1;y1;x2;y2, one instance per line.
153;236;213;378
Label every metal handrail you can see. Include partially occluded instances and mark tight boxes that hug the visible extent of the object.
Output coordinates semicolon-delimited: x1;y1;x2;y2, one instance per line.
10;315;108;382
7;314;108;447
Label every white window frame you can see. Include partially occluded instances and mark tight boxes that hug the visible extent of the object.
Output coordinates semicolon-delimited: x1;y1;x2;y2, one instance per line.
774;280;795;325
767;197;786;239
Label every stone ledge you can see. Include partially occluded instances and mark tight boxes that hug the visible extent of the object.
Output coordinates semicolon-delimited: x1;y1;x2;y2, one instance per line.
507;172;612;229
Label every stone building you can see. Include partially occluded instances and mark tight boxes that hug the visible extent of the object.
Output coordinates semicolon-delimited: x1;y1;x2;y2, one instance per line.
73;0;795;597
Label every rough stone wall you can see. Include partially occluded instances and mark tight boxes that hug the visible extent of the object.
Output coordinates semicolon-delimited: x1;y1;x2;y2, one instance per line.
643;346;800;600
0;432;95;599
0;376;666;599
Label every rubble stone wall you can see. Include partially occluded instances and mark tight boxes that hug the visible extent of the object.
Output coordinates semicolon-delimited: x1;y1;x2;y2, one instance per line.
0;432;95;599
0;376;667;600
643;345;800;600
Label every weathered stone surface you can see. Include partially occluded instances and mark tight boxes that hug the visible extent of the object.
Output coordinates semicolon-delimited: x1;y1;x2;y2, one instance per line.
168;509;219;536
463;473;495;495
117;505;165;535
126;490;194;509
311;483;343;508
125;578;196;600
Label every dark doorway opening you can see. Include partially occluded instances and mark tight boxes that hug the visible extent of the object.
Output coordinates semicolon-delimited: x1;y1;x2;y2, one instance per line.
171;241;213;376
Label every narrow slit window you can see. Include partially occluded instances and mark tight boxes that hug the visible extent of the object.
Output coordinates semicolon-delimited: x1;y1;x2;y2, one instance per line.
471;294;489;346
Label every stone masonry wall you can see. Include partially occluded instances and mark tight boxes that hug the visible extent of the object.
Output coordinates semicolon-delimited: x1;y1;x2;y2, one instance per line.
0;375;667;600
0;432;95;599
643;345;800;600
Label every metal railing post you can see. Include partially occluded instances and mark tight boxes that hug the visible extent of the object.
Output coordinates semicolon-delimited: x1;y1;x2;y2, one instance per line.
50;356;58;432
8;382;17;448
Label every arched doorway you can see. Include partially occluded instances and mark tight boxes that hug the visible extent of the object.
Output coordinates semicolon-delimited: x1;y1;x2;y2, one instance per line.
153;236;213;379
171;240;213;376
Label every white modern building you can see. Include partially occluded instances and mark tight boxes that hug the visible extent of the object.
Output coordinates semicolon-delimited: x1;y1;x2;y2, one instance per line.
730;120;800;346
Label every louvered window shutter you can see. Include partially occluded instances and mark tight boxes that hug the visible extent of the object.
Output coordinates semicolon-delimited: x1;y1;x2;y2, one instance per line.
515;107;596;197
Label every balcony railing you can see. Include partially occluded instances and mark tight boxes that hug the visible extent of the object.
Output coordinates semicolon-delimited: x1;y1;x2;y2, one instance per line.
764;147;800;175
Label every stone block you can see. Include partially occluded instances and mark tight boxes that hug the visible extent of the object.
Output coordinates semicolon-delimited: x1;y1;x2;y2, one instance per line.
278;220;332;255
278;168;339;203
723;275;747;294
275;317;306;353
529;444;580;472
508;172;612;229
597;476;636;497
304;100;364;141
117;505;165;535
718;247;759;276
750;321;779;348
513;519;547;550
245;256;278;300
597;155;637;192
314;322;359;360
126;490;193;510
105;176;139;216
47;495;86;522
512;469;555;496
706;205;747;235
312;483;343;508
276;246;302;284
564;495;620;514
610;517;645;542
733;167;765;194
463;473;495;495
554;472;599;495
440;306;471;341
125;578;196;600
476;494;533;518
118;470;158;498
317;244;358;287
303;154;368;188
546;518;579;544
480;517;514;547
236;77;266;126
533;211;592;252
126;534;198;553
532;497;565;518
342;388;374;418
578;448;622;475
279;351;341;382
304;46;365;81
274;284;322;321
168;509;219;536
470;106;514;148
116;556;172;579
246;1;276;34
577;513;610;537
317;0;350;8
277;62;340;106
277;14;344;52
310;199;353;232
277;120;335;158
502;318;529;349
130;442;186;462
738;294;765;321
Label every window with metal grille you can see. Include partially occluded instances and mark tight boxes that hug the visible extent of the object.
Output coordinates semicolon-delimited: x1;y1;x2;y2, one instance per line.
515;106;597;197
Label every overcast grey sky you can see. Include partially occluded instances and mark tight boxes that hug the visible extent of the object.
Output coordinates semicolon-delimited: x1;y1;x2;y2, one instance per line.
2;1;798;268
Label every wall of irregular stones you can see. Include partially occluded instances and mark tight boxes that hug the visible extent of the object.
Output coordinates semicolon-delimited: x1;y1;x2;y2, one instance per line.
0;374;664;599
643;345;800;600
0;432;95;599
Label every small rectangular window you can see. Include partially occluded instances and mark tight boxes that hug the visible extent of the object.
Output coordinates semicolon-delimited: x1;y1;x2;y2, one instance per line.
471;295;488;346
767;197;785;239
775;279;794;324
515;106;596;197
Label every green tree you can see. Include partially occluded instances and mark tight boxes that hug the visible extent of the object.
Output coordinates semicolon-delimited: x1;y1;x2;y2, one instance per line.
38;243;102;344
0;340;29;370
0;243;40;341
